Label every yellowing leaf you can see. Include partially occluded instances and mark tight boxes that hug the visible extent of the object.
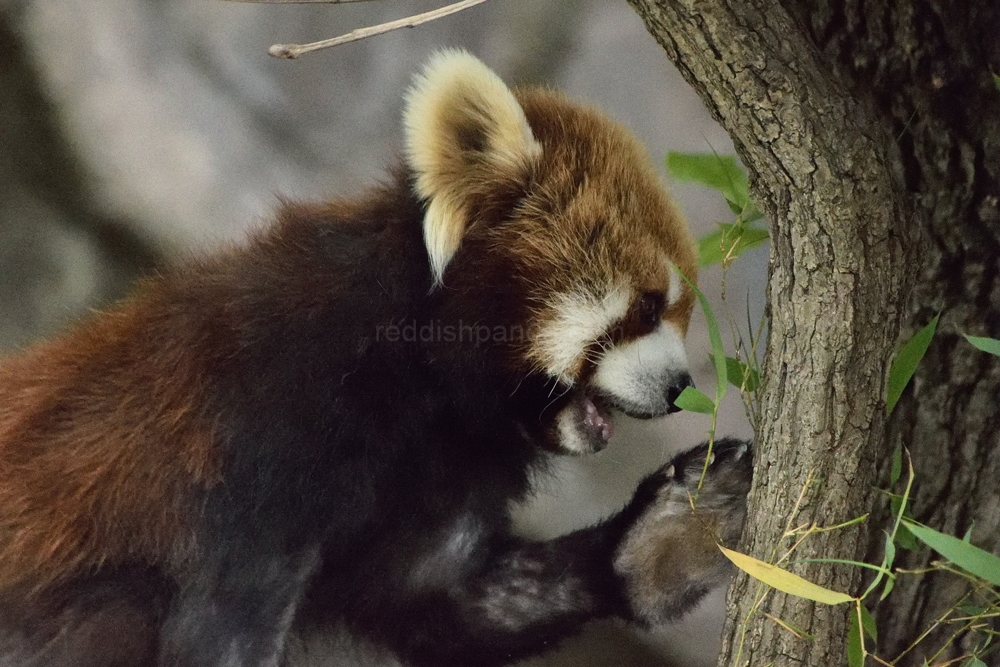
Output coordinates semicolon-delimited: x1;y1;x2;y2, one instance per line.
719;546;854;605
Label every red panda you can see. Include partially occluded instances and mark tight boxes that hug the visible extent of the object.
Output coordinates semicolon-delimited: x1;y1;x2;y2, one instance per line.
0;50;751;667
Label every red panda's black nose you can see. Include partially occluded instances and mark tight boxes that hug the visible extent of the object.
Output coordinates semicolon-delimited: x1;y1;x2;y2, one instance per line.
665;373;694;413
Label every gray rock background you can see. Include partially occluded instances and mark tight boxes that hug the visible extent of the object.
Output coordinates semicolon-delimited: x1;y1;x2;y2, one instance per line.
0;0;767;664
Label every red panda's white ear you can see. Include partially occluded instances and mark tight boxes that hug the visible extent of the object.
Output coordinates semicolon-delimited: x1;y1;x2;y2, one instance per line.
404;49;542;287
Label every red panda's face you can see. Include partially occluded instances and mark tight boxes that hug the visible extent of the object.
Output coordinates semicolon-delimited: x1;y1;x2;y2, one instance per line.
405;51;698;454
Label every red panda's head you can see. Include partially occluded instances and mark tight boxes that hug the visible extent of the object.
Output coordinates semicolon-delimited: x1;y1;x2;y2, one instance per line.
405;50;698;454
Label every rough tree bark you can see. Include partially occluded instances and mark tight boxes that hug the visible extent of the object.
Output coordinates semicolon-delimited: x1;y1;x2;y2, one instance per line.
629;0;1000;665
628;0;914;662
786;0;1000;662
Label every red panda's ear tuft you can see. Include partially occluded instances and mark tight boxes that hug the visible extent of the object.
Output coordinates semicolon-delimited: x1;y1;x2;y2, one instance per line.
404;49;542;287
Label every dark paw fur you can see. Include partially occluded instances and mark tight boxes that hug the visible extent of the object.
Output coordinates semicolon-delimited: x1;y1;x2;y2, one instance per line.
614;438;753;625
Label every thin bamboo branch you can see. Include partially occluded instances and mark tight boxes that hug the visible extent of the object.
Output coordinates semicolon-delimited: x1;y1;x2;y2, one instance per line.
219;1;377;4
267;0;490;59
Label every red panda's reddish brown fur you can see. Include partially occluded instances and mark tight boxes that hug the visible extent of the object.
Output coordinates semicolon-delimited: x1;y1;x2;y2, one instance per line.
0;287;221;593
0;194;407;596
0;50;751;667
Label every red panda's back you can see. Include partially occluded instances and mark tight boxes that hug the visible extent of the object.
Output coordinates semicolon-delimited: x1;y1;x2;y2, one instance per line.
0;294;221;593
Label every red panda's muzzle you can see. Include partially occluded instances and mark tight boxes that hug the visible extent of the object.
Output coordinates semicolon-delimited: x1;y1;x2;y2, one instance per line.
581;393;614;442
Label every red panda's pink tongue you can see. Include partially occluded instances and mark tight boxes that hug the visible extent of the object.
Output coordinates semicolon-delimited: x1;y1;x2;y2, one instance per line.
582;396;614;441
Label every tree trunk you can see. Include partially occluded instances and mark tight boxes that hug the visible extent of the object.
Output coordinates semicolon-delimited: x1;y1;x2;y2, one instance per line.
630;0;1000;664
780;0;1000;662
627;0;914;664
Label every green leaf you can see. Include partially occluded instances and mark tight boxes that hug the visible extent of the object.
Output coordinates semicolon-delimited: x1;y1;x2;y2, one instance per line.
994;73;1000;91
957;602;989;617
860;604;877;642
738;200;766;224
674;386;715;414
848;608;864;667
886;315;939;415
965;334;1000;358
903;520;1000;586
722;355;760;392
888;493;903;517
963;658;988;667
889;444;903;486
698;228;728;266
666;152;752;212
697;223;770;266
719;546;854;605
882;538;896;579
963;523;975;542
863;531;895;600
881;573;895;598
895;524;919;551
680;274;728;405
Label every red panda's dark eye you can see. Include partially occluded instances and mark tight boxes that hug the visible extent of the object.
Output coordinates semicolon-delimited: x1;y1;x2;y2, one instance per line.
638;291;665;328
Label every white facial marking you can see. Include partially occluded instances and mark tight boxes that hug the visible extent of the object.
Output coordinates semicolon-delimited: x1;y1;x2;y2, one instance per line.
667;262;684;307
533;286;631;384
555;406;590;455
592;322;690;415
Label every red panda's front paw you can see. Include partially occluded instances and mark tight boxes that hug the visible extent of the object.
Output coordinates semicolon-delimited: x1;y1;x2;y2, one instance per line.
614;438;752;625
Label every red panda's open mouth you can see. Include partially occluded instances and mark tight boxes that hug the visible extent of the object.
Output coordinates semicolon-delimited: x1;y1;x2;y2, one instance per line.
580;392;614;443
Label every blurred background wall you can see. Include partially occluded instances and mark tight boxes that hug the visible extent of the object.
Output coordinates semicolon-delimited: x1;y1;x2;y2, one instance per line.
0;0;767;664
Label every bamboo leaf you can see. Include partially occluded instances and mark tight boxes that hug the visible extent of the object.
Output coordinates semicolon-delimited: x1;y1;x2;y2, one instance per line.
714;355;760;392
736;225;770;250
739;201;766;224
860;604;877;642
889;444;903;486
666;152;751;211
895;524;919;551
719;546;854;605
880;573;895;598
698;228;727;266
698;224;726;266
697;223;769;266
963;658;987;667
729;356;759;392
681;276;727;405
903;520;1000;586
964;334;1000;357
886;315;939;415
674;386;715;414
879;537;897;600
848;607;864;667
863;531;893;600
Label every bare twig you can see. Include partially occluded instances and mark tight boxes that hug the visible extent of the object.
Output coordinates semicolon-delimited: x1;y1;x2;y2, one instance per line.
267;0;491;59
220;1;378;4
